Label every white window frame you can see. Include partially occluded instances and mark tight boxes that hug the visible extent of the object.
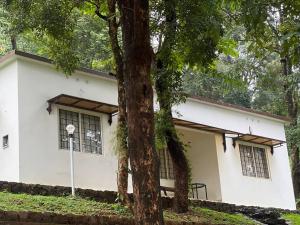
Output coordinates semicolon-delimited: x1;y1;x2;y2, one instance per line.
238;142;271;179
57;106;104;155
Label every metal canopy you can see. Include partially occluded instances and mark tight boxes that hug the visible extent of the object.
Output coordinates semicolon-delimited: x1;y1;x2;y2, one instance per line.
233;134;285;147
47;94;118;125
173;118;239;135
173;118;285;148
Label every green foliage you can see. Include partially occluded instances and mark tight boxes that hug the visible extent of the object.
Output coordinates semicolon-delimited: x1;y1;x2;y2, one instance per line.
183;53;254;108
1;1;113;74
251;59;287;115
0;7;11;54
218;37;239;58
282;213;300;225
155;110;168;151
231;0;300;157
176;0;223;67
115;122;128;157
286;122;300;152
152;0;224;107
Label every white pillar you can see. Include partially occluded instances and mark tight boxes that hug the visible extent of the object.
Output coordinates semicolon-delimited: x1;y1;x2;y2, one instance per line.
69;136;75;196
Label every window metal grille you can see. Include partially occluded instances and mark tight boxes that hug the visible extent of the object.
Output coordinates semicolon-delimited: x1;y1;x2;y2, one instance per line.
59;109;102;154
159;148;174;180
59;109;80;151
159;149;168;179
253;147;269;178
239;144;269;179
81;113;102;154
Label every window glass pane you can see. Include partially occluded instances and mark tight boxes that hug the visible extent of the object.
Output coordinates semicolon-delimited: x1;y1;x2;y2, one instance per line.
81;113;102;154
239;144;256;177
253;147;269;178
59;109;80;151
166;149;174;180
159;149;168;179
159;149;174;180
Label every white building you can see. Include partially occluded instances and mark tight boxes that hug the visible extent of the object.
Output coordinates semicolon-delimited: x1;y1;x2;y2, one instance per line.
0;51;296;210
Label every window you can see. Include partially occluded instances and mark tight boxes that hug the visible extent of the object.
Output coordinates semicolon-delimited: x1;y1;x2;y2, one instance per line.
2;135;8;148
59;109;102;154
59;110;80;151
159;148;174;180
239;144;269;178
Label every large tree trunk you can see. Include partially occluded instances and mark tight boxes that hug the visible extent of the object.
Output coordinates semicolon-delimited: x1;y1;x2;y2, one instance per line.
155;0;189;213
281;57;299;197
106;0;130;207
118;1;164;225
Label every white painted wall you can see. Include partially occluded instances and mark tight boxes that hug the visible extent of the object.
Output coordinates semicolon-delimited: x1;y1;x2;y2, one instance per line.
179;127;222;201
216;135;296;210
0;60;20;181
173;98;286;141
17;58;119;191
0;54;295;210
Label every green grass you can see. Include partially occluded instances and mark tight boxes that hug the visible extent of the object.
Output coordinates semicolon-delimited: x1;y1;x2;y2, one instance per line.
0;191;260;224
164;207;259;224
0;191;131;217
282;213;300;225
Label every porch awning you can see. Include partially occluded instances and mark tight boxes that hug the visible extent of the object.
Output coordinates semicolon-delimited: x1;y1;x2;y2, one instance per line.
173;118;239;135
47;94;118;115
173;118;285;148
233;134;285;147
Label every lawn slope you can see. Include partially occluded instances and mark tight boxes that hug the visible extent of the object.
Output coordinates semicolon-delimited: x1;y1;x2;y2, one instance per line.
0;191;259;225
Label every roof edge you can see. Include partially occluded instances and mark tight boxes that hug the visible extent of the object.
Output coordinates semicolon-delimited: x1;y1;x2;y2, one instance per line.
0;50;17;65
4;50;117;81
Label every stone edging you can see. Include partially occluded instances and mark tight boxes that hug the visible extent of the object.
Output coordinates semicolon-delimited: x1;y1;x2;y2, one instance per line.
191;200;299;225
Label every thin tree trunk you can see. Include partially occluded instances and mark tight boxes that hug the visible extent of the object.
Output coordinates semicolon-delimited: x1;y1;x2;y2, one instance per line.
166;130;189;213
106;0;130;207
155;0;189;213
118;1;164;225
155;79;189;213
11;36;17;50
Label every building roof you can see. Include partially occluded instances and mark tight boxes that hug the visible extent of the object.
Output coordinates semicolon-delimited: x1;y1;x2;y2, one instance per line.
0;50;290;123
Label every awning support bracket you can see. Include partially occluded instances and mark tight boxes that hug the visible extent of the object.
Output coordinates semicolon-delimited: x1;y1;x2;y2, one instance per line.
232;138;237;148
270;146;274;155
222;133;227;152
108;114;113;126
47;102;53;114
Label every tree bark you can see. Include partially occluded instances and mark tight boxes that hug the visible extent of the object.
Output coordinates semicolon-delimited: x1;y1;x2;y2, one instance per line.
118;1;164;225
155;0;189;213
11;36;17;50
281;57;299;197
106;0;130;207
278;6;300;198
155;77;190;213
